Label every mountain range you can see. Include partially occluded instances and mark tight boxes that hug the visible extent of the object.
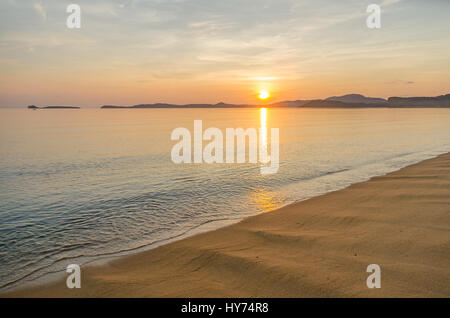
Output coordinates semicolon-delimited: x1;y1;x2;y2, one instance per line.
100;93;450;109
27;94;450;109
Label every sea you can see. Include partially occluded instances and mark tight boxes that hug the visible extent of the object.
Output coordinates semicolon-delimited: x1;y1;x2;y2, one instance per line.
0;107;449;290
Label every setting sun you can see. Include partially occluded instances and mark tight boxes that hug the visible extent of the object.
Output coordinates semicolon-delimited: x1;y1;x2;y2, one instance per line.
259;90;270;100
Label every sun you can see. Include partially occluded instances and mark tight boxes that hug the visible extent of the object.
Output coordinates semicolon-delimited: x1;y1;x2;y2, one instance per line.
258;90;270;100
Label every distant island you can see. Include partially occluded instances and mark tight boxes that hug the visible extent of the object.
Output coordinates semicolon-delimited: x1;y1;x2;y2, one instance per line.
27;105;81;109
27;94;450;110
100;93;450;109
101;102;255;109
326;94;386;104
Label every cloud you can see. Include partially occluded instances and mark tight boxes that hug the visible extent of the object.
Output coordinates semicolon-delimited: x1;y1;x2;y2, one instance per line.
381;0;404;6
385;80;416;85
33;3;46;21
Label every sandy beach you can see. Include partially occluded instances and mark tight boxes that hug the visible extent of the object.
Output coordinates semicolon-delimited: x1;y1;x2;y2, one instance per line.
4;153;450;298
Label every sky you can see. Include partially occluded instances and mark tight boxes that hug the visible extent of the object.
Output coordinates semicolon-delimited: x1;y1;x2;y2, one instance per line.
0;0;449;107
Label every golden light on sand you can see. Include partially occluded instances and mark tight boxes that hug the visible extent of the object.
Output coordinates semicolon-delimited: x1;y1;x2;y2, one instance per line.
258;90;270;100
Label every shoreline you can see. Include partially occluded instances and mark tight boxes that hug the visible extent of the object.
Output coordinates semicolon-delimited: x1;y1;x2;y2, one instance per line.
3;152;450;297
0;149;443;292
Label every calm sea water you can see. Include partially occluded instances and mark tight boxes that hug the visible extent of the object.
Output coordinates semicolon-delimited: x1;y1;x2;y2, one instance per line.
1;108;450;290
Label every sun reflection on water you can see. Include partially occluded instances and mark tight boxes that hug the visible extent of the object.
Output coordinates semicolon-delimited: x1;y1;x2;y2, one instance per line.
250;188;285;213
260;107;268;165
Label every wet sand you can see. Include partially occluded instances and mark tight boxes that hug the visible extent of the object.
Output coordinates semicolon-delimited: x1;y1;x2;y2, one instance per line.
4;153;450;297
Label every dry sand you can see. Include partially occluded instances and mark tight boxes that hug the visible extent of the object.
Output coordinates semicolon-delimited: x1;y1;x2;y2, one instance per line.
4;153;450;297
